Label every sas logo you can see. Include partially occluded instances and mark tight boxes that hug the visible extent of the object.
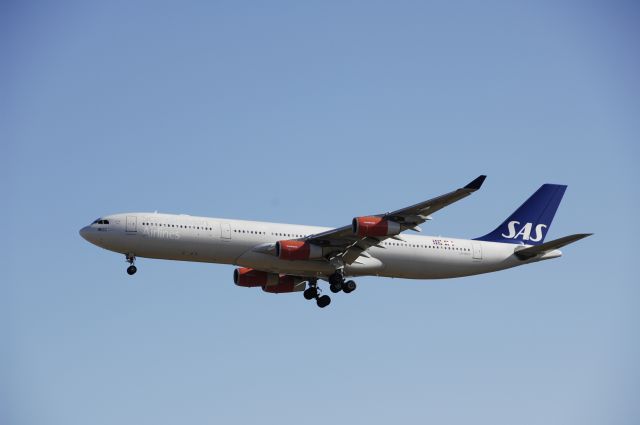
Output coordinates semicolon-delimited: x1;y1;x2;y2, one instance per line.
502;221;547;242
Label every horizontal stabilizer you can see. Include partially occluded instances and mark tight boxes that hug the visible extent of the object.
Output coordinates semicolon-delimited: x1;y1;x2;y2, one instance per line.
514;233;593;260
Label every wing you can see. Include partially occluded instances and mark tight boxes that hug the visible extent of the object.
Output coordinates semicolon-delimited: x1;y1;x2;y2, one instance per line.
303;175;487;266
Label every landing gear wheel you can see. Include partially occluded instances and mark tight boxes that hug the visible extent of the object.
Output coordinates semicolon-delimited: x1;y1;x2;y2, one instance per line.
316;295;331;308
303;287;318;300
125;254;137;275
329;271;344;287
330;283;342;293
343;280;356;293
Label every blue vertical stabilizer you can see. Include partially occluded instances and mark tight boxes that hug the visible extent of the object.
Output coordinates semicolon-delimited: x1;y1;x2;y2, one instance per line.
475;184;567;245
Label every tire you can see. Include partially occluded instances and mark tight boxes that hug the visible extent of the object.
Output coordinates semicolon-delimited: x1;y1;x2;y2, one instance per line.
329;273;343;286
127;265;137;275
343;280;356;293
329;283;342;293
303;288;317;300
317;295;331;308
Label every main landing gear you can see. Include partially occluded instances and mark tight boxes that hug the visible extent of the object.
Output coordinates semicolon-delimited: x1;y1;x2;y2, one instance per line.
303;280;331;308
328;271;357;294
125;254;137;275
303;272;357;308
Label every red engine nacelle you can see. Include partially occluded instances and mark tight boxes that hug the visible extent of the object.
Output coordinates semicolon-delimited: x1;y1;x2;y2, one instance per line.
352;216;401;237
262;275;305;293
234;267;278;287
275;240;323;260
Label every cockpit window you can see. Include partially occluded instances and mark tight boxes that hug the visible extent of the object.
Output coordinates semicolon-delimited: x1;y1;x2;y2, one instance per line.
92;219;109;225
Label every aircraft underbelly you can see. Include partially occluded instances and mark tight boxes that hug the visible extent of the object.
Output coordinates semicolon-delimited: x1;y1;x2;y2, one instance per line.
106;233;245;264
235;250;386;278
235;250;334;276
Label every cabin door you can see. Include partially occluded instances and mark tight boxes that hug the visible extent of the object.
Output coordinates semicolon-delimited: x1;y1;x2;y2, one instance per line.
126;215;137;233
472;242;482;260
221;222;231;239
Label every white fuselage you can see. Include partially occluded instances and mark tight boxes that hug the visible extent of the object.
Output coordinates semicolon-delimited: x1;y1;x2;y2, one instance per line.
80;212;561;280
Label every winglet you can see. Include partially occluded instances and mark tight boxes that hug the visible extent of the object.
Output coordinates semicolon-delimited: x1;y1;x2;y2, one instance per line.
464;175;487;191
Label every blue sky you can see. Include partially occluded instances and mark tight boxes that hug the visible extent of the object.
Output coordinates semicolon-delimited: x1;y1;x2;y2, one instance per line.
2;1;639;424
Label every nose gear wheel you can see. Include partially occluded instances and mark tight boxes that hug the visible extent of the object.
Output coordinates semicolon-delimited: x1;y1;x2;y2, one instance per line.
125;254;137;275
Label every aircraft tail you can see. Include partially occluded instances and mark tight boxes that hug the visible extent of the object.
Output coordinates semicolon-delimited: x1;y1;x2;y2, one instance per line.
475;184;567;245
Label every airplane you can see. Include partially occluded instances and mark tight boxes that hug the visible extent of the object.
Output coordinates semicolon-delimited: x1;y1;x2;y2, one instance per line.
79;176;592;308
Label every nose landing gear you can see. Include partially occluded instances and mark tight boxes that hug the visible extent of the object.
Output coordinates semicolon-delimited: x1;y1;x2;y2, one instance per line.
125;254;137;275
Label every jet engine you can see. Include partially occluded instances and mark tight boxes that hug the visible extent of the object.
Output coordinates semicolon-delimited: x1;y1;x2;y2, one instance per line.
352;216;401;237
275;240;323;260
233;267;279;287
262;275;306;293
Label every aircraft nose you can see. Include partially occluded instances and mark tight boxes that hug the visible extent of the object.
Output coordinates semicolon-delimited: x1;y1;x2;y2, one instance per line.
79;226;92;242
